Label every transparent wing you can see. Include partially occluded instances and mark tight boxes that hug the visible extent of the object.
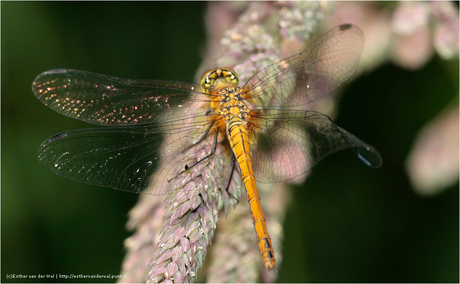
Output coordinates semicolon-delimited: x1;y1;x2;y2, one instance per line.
243;24;364;108
32;69;210;126
37;116;233;195
250;109;382;183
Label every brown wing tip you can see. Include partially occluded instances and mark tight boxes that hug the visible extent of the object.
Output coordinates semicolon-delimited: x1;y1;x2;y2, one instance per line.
339;23;353;30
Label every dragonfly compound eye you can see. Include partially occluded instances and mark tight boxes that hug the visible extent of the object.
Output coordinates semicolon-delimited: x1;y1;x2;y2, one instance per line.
200;68;239;93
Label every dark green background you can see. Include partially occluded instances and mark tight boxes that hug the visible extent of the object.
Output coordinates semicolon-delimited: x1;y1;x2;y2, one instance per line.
2;2;458;283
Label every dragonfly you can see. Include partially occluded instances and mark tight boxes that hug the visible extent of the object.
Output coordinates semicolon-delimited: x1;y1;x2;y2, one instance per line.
33;24;382;271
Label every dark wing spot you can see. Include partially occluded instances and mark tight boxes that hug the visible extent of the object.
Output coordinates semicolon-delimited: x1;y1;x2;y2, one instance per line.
339;24;352;30
47;132;68;143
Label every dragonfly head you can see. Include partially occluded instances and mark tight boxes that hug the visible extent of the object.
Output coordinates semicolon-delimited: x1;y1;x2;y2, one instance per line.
200;68;239;94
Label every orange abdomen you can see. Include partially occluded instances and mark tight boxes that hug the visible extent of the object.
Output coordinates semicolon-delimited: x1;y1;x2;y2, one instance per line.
226;117;276;270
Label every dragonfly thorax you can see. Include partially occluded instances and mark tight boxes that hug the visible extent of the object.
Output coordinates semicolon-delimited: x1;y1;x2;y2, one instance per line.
214;86;251;122
201;67;253;133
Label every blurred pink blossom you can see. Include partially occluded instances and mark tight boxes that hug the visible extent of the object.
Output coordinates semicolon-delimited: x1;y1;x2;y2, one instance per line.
432;1;459;59
326;1;458;70
391;1;458;69
392;27;433;69
393;2;430;35
406;106;459;196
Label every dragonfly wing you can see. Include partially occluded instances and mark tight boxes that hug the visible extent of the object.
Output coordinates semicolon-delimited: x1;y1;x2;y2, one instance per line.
243;24;364;108
250;109;382;183
32;69;207;126
37;114;225;195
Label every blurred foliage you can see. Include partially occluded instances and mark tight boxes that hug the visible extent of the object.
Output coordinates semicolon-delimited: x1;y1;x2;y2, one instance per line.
2;2;458;283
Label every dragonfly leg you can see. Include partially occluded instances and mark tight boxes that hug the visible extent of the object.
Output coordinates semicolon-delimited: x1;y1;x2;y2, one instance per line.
181;120;213;154
168;131;219;182
225;157;240;205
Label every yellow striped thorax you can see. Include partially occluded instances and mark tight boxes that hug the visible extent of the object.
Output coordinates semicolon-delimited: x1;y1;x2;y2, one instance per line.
200;68;253;133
